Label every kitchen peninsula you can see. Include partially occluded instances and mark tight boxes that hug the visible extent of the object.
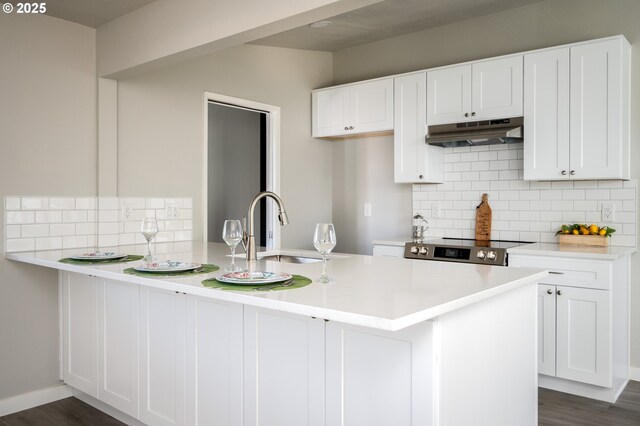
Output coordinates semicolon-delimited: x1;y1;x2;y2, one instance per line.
7;243;547;426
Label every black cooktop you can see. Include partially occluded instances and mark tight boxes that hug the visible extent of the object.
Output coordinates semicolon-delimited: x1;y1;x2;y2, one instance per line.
427;238;532;249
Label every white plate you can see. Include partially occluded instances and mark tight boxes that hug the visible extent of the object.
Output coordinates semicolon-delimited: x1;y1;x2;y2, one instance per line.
70;252;128;261
217;271;292;285
133;262;202;273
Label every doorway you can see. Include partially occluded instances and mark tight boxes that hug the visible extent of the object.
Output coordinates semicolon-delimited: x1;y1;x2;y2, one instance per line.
203;93;281;249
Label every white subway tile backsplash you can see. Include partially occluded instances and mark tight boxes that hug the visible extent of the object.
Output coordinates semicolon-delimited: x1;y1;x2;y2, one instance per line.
35;237;62;251
49;198;75;210
412;143;636;245
63;236;88;249
21;197;49;210
98;210;118;222
98;196;119;210
63;210;88;223
6;225;20;238
6;239;35;252
35;211;62;223
21;224;49;238
146;198;165;209
5;197;21;210
75;197;96;210
98;222;118;235
6;211;35;224
50;224;75;236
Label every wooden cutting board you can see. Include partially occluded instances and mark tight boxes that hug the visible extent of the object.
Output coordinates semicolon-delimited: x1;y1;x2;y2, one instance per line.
475;193;492;241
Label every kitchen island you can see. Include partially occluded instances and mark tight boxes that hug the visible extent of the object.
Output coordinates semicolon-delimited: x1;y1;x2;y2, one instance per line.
7;242;547;426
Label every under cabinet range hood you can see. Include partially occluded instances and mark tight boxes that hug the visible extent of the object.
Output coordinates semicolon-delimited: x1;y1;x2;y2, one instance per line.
426;117;524;148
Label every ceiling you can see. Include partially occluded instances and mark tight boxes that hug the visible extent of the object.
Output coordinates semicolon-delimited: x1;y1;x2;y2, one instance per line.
251;0;546;52
43;0;546;51
44;0;156;28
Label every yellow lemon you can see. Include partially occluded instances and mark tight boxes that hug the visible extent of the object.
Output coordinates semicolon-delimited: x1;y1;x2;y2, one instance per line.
599;228;607;236
589;224;599;234
572;229;580;235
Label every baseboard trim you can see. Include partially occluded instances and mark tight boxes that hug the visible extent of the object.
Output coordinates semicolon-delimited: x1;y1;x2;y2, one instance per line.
72;390;144;426
629;367;640;381
0;383;72;416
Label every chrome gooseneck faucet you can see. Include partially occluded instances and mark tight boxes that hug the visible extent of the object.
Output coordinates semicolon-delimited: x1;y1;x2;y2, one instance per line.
244;191;289;261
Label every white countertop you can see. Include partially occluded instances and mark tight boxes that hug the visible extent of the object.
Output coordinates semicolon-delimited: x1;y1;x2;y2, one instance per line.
508;242;636;260
372;238;411;247
6;242;547;331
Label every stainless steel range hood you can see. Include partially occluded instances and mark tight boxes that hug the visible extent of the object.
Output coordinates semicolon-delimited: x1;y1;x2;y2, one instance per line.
426;117;524;148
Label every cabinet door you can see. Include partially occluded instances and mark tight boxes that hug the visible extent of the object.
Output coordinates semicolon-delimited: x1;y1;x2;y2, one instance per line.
556;286;611;387
538;284;557;376
312;87;349;137
523;48;570;180
427;64;472;125
326;321;433;426
243;307;325;426
350;78;394;134
394;72;443;183
61;272;98;397
140;288;187;426
472;55;523;120
98;279;139;418
185;297;243;426
570;38;626;180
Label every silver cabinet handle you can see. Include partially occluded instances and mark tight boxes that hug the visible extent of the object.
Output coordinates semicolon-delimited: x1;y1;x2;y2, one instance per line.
464;113;470;117
548;271;564;275
557;290;562;296
570;170;575;175
561;170;567;175
546;289;553;295
344;126;349;131
419;174;424;180
471;112;476;116
349;126;354;130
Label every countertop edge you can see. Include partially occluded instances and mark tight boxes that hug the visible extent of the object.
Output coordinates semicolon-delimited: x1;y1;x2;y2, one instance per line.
6;251;546;331
507;243;636;260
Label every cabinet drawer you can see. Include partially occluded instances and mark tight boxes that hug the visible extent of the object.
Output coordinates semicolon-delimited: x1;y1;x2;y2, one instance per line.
509;255;611;290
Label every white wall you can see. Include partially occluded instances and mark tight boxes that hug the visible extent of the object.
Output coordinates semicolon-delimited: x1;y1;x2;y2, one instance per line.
116;44;334;250
0;14;96;400
332;136;412;254
330;0;640;367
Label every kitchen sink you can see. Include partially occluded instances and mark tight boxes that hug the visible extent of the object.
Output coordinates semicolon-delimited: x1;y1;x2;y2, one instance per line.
259;254;323;264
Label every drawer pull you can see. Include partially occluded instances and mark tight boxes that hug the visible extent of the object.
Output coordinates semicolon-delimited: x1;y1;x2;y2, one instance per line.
548;271;564;275
557;290;562;296
546;289;553;295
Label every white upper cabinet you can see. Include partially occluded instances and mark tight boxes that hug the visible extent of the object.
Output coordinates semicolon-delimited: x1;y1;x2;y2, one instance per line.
312;78;393;138
427;55;523;125
394;72;443;183
524;36;630;180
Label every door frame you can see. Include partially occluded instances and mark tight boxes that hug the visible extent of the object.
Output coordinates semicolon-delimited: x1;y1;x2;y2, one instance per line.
203;92;281;249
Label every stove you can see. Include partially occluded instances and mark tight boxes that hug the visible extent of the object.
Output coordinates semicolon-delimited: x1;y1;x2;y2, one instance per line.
403;238;531;266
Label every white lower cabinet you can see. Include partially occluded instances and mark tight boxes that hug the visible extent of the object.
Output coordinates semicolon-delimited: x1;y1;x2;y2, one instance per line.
510;253;629;402
325;321;433;426
98;279;139;418
61;272;98;398
185;297;243;426
139;287;187;426
372;243;405;258
243;307;325;426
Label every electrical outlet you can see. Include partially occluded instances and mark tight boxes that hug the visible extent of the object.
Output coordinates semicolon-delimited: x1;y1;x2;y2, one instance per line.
121;205;134;221
364;202;372;217
432;203;442;219
165;203;180;219
601;202;615;222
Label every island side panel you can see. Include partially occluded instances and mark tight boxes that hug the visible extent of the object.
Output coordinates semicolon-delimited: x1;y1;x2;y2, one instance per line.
435;282;537;426
325;320;434;426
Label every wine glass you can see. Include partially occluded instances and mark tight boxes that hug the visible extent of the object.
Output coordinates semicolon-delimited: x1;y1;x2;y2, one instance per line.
223;219;243;272
140;217;159;264
313;223;336;283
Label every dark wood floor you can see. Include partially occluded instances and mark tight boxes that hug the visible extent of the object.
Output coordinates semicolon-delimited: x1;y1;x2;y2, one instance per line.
0;397;124;426
539;380;640;426
1;382;639;425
